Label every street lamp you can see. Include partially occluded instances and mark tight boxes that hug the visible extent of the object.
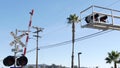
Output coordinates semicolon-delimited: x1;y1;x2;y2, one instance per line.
78;52;82;68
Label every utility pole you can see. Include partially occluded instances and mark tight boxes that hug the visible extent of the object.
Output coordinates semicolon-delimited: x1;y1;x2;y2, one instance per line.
32;26;44;68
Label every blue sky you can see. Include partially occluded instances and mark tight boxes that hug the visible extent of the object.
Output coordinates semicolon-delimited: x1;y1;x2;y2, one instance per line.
0;0;120;68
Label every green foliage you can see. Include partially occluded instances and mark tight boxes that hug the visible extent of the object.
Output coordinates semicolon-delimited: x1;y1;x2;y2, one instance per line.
105;51;120;63
67;14;80;24
105;50;120;68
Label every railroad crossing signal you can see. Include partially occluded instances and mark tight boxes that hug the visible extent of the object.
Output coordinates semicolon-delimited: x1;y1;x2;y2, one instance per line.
3;10;34;67
80;5;120;31
10;32;27;47
3;55;28;67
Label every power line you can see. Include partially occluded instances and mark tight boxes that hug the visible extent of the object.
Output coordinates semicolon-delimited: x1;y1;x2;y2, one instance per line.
26;30;112;53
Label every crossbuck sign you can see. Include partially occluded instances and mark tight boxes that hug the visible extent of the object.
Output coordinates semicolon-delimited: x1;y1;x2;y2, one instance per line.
10;32;27;47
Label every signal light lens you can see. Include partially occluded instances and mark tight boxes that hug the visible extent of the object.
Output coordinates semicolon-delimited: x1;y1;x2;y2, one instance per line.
100;15;108;22
17;56;28;66
3;56;15;66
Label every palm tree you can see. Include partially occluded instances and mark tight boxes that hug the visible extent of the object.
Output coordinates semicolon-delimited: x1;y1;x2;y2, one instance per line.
67;14;80;68
105;51;120;68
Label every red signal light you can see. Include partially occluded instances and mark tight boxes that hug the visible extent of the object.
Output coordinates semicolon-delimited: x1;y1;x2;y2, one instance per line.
3;56;15;66
17;56;28;66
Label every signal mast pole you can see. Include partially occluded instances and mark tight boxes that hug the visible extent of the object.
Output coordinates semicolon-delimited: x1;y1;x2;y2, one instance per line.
32;26;44;68
14;29;18;67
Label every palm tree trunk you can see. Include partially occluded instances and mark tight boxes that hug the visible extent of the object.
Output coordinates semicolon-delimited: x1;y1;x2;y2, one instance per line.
71;22;75;68
114;62;117;68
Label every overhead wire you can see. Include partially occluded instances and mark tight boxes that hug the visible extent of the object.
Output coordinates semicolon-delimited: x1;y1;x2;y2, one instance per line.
26;30;112;53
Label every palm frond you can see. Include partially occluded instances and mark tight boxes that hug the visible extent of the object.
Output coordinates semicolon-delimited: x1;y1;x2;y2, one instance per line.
67;14;80;24
105;50;120;66
105;57;112;63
